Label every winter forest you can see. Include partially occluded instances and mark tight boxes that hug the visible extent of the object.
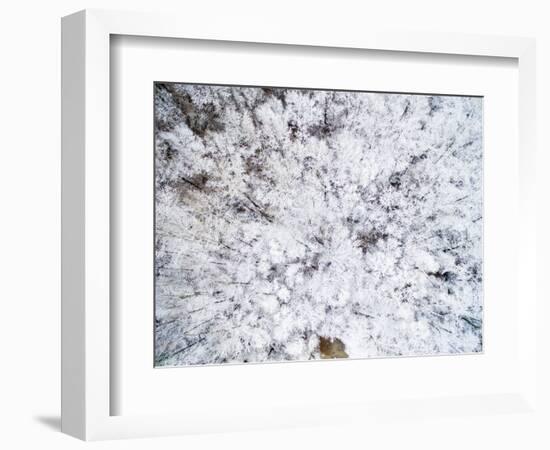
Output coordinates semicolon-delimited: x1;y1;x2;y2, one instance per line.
154;83;483;367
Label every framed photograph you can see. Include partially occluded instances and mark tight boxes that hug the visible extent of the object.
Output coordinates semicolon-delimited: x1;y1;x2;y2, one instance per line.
61;9;537;440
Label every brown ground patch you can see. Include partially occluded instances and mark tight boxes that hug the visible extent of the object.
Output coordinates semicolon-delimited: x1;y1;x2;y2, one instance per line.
319;337;349;359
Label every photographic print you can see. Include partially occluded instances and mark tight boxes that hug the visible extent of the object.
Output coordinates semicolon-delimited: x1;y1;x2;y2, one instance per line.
154;83;483;367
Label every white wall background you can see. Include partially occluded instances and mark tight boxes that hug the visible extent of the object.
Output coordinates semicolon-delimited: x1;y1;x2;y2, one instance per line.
0;1;547;449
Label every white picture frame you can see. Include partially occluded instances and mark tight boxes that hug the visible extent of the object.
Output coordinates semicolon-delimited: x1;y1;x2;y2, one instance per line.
61;9;537;441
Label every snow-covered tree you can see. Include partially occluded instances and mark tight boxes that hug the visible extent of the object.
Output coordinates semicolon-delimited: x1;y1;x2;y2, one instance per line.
154;83;483;366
